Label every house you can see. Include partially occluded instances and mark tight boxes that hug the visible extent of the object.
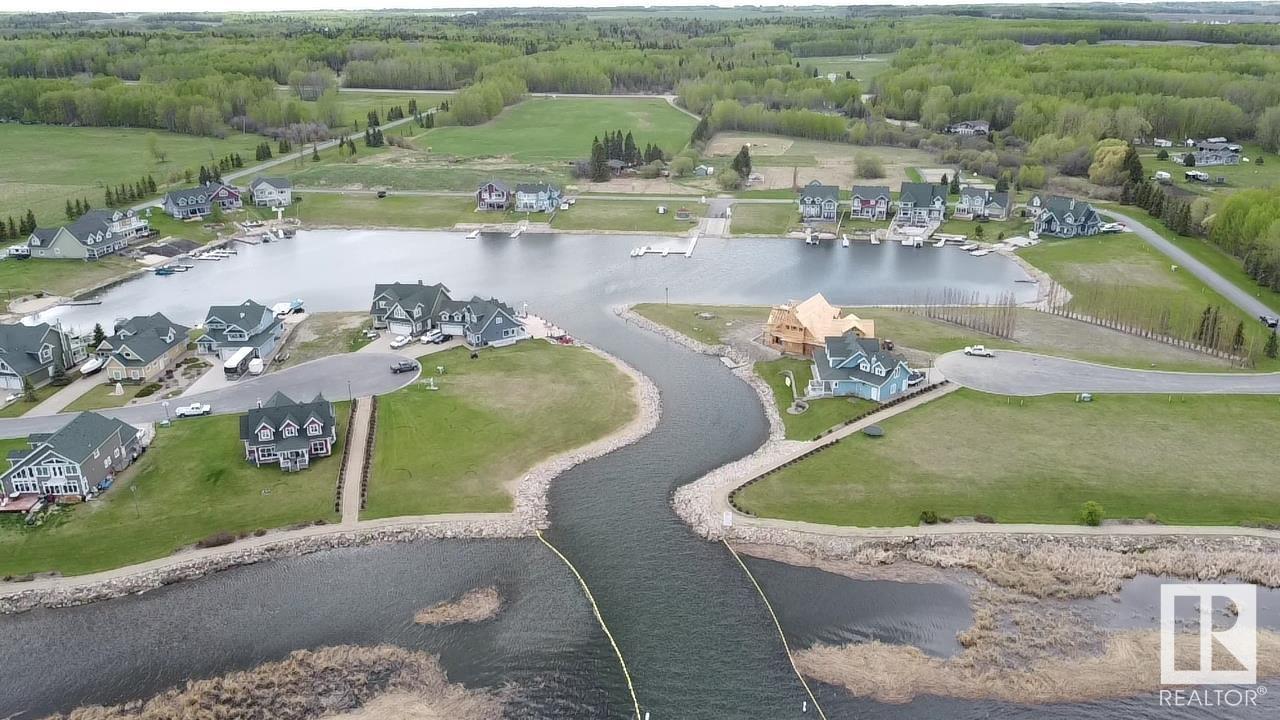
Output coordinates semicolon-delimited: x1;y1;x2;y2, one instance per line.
239;392;336;472
26;208;148;260
476;180;513;211
195;300;284;361
514;183;562;213
249;177;293;207
850;185;892;220
765;293;876;357
895;182;948;225
1154;138;1173;148
807;332;912;402
369;281;528;347
97;313;189;383
954;186;1010;220
0;322;75;393
797;180;840;222
693;164;715;177
1024;193;1048;218
0;412;143;501
1175;141;1242;167
945;120;990;136
1032;195;1102;238
162;182;242;219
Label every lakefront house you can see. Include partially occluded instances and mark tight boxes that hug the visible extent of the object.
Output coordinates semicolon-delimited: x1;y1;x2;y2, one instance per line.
162;183;242;219
765;293;876;357
850;185;892;220
239;392;337;472
954;187;1010;220
26;208;149;260
0;412;143;503
797;180;840;221
514;183;563;213
0;322;76;393
369;281;528;347
1032;195;1103;238
808;331;912;402
895;182;947;226
476;180;513;211
97;313;190;383
249;177;293;207
195;300;285;361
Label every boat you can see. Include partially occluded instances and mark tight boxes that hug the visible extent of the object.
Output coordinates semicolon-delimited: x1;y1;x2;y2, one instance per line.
153;266;176;276
282;228;296;238
272;298;305;317
465;230;481;240
870;236;881;245
79;356;105;376
260;232;272;243
171;265;190;272
901;238;922;248
934;238;947;248
970;249;992;257
841;235;850;248
958;243;978;251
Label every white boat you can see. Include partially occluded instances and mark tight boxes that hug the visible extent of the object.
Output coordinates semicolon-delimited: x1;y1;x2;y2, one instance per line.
465;230;480;240
841;235;850;248
934;238;947;248
870;236;881;245
901;238;922;247
79;356;105;376
970;249;992;257
958;243;978;251
196;253;220;261
171;265;190;272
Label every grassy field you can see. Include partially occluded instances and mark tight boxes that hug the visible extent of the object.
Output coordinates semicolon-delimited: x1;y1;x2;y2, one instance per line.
278;312;374;369
364;342;636;518
0;255;139;300
0;409;345;576
800;54;894;81
296;193;479;228
61;383;141;413
731;204;799;235
0;124;265;223
736;390;1280;527
632;303;770;345
936;215;1033;239
1020;234;1278;370
551;199;703;233
1138;144;1280;192
421;97;696;162
286;159;570;193
0;385;57;419
754;357;876;440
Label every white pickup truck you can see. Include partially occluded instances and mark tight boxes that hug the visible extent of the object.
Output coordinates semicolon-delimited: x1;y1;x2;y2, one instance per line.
174;402;211;418
963;345;995;358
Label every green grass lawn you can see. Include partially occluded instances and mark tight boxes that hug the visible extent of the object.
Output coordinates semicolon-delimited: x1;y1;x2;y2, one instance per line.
296;193;479;229
737;390;1280;527
731;203;799;235
0;255;140;300
0;384;58;419
936;215;1032;239
61;383;141;413
1139;144;1280;191
286;158;569;193
145;212;224;244
0;409;345;576
0;124;265;224
550;199;703;233
754;357;876;440
632;303;769;345
420;97;696;162
278;312;374;369
364;342;636;518
800;54;894;81
1020;233;1278;370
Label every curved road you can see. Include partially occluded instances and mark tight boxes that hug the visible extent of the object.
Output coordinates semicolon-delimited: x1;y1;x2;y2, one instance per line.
0;353;418;438
937;349;1280;396
1103;209;1275;320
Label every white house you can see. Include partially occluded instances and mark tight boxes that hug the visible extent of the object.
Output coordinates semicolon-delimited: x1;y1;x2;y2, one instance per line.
249;177;293;207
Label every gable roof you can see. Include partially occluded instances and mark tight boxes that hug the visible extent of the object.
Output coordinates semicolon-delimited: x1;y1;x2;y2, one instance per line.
851;185;891;201
1041;195;1099;223
899;182;947;206
772;293;875;340
206;300;273;330
814;333;909;387
28;208;139;248
959;186;1009;207
164;183;236;206
371;281;451;317
250;176;292;191
515;182;560;194
102;313;188;366
799;180;839;203
10;411;138;467
0;322;58;377
239;392;335;444
479;180;512;193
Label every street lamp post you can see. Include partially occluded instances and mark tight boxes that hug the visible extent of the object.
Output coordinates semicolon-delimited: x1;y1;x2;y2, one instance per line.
161;400;171;423
347;379;352;402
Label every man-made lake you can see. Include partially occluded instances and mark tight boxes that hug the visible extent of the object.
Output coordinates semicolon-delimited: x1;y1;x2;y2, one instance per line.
8;231;1269;719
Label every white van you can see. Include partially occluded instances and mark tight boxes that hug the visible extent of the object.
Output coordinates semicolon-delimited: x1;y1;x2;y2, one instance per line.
248;358;265;375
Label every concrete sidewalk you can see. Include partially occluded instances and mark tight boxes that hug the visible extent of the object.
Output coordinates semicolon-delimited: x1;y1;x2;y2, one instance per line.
340;397;374;526
24;375;102;417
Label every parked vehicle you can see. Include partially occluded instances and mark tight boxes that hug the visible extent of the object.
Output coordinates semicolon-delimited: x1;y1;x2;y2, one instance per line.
389;335;411;349
376;190;388;198
1261;315;1279;329
963;345;995;357
419;329;445;344
907;370;926;386
390;360;417;374
174;402;211;417
363;329;380;339
248;358;265;375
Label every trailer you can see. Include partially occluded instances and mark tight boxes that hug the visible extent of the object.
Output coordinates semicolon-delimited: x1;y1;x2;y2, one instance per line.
223;346;255;379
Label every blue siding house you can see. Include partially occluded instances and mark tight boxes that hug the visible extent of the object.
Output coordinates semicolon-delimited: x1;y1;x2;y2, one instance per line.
808;332;912;402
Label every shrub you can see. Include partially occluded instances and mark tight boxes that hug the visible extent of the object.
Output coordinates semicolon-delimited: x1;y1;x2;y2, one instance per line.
253;528;267;537
1156;149;1169;160
135;383;163;398
1081;501;1105;526
919;510;939;524
974;513;995;524
1144;513;1160;525
196;531;236;548
855;154;886;179
716;168;741;190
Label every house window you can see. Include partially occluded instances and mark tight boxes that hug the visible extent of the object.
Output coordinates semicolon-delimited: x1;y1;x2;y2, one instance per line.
307;422;321;436
39;345;53;363
283;426;297;438
378;300;387;308
495;316;503;325
13;479;39;494
310;440;327;453
259;428;273;441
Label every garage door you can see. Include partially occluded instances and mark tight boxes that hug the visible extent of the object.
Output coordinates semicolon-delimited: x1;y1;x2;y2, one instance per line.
388;320;414;336
0;375;21;391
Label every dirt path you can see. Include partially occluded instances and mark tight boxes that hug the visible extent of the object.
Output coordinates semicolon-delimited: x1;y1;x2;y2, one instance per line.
341;396;374;526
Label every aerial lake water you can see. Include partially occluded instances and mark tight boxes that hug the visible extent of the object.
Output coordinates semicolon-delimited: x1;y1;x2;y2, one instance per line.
6;231;1271;718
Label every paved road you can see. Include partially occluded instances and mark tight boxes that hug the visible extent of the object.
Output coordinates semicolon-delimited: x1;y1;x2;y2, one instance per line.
0;353;419;439
1103;209;1275;319
936;350;1280;396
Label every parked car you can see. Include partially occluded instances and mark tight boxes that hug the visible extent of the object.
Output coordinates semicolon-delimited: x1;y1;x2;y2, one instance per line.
1261;315;1279;329
390;360;417;374
363;329;380;339
174;402;211;417
389;335;411;349
419;329;445;344
963;345;995;357
376;190;388;198
907;370;926;386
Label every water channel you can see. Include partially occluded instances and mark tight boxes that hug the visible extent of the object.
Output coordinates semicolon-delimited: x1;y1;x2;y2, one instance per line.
3;231;1271;719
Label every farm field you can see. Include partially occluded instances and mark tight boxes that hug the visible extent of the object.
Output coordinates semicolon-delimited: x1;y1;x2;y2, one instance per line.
800;54;895;81
420;97;697;162
364;342;636;518
704;134;938;191
0;408;346;576
0;125;265;224
735;390;1280;527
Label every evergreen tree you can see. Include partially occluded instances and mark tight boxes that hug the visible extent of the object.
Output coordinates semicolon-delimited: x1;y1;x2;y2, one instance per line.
312;144;320;161
1183;153;1196;168
1266;329;1278;359
65;199;75;220
1122;146;1144;184
367;110;380;128
408;99;418;115
589;136;610;182
198;166;210;185
7;217;17;238
731;145;752;177
948;173;960;193
1231;320;1246;354
92;323;105;348
105;187;115;206
1147;191;1165;218
74;198;84;216
995;174;1010;193
623;131;638;166
940;173;949;187
147;175;157;193
690;116;710;144
21;210;36;235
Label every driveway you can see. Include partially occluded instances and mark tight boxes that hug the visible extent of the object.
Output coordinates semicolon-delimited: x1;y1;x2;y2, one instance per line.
0;352;419;439
358;333;464;358
936;350;1280;396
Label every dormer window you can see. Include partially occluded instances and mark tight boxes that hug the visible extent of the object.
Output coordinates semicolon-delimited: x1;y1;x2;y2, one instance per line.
495;316;503;325
307;421;321;436
860;362;869;371
258;428;273;441
378;300;387;308
39;345;53;363
283;426;297;438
